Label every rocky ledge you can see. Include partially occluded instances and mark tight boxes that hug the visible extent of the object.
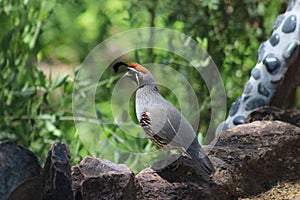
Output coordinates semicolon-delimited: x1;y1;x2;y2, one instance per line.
1;107;300;200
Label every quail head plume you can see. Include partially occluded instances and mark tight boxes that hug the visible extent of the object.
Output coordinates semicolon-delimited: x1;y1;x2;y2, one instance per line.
113;61;215;175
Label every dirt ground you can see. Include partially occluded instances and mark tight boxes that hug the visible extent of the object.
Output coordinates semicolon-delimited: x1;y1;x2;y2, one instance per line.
242;181;300;200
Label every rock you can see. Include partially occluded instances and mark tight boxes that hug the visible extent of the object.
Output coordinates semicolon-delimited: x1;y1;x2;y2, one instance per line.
8;176;42;200
245;106;300;127
71;156;136;200
0;141;42;200
42;142;73;200
210;121;300;199
2;118;300;199
135;155;214;200
134;121;300;199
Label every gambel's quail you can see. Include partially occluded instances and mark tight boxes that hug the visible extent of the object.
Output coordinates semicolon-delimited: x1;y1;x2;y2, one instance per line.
113;61;215;175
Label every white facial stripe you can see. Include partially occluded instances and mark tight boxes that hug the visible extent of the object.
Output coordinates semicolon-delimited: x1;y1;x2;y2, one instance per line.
129;67;138;72
135;73;140;85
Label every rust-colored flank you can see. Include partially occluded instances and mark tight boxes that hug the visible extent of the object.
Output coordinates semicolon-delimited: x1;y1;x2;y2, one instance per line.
128;62;149;73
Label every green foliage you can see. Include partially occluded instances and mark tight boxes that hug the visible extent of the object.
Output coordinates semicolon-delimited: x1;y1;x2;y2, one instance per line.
1;0;296;172
0;0;88;164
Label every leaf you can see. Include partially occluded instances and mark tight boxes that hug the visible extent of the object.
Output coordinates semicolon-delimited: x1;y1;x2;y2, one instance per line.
37;68;46;87
0;12;12;39
19;89;35;97
37;51;43;63
96;106;102;119
52;74;69;89
45;120;56;132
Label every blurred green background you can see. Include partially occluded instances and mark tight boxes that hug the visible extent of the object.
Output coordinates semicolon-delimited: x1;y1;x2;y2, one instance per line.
0;0;297;172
